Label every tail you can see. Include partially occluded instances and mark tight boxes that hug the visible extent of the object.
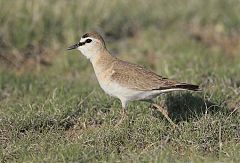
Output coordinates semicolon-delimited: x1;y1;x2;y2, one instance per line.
156;83;201;92
173;83;200;91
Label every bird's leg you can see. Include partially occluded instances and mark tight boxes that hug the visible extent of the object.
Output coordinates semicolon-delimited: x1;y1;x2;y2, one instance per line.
120;106;126;116
151;103;169;116
115;99;128;127
150;101;177;128
115;108;126;127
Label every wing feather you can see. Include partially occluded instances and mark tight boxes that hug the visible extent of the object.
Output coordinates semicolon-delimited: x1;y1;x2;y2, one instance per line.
111;60;180;91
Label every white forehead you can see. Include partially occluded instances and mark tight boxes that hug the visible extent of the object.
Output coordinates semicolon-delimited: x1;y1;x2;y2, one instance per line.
80;37;87;42
80;37;96;42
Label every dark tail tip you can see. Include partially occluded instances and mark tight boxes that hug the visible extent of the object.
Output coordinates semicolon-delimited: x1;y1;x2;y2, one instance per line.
176;83;201;91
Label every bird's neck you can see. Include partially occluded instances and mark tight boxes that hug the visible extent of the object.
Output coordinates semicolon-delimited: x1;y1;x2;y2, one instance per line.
90;48;116;75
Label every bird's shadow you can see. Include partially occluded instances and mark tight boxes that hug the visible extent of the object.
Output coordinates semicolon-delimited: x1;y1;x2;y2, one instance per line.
161;92;223;122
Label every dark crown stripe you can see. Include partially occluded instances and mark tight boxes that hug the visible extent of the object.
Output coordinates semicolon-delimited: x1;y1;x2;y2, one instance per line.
82;33;90;38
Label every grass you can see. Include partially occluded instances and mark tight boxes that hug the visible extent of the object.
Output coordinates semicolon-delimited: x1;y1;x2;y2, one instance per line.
0;0;240;162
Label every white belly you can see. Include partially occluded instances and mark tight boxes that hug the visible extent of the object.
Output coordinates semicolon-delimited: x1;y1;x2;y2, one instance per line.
94;68;171;102
98;80;161;101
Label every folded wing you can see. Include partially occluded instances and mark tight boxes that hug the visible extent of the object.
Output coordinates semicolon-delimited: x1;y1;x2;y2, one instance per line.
111;60;199;91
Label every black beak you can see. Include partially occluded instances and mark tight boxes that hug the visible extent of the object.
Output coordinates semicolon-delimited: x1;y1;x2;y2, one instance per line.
67;43;79;50
67;42;86;50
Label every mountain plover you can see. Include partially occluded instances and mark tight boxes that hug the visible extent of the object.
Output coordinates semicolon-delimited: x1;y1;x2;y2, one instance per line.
67;32;200;126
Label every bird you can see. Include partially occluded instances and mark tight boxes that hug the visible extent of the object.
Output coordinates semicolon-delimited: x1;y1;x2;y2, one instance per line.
67;32;200;126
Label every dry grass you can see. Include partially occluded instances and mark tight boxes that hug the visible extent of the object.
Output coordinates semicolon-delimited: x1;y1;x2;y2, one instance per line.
0;0;240;162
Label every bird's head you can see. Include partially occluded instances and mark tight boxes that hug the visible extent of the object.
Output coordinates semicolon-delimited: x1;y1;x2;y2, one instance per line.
67;32;106;60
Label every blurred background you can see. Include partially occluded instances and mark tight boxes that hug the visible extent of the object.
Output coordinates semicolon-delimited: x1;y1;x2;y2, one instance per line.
0;0;239;71
1;0;240;162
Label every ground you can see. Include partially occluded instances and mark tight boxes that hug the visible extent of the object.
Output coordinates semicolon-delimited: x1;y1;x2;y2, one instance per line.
0;0;240;162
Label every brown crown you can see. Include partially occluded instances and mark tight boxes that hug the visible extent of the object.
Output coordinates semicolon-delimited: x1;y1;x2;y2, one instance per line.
82;32;105;47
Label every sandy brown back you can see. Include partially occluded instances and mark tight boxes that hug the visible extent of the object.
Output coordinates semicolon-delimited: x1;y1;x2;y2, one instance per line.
110;59;199;91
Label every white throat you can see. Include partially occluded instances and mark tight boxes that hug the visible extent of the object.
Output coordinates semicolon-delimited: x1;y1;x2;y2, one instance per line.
77;37;103;62
79;47;101;62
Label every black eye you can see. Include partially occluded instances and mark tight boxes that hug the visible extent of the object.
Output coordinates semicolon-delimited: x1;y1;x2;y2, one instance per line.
85;39;92;43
